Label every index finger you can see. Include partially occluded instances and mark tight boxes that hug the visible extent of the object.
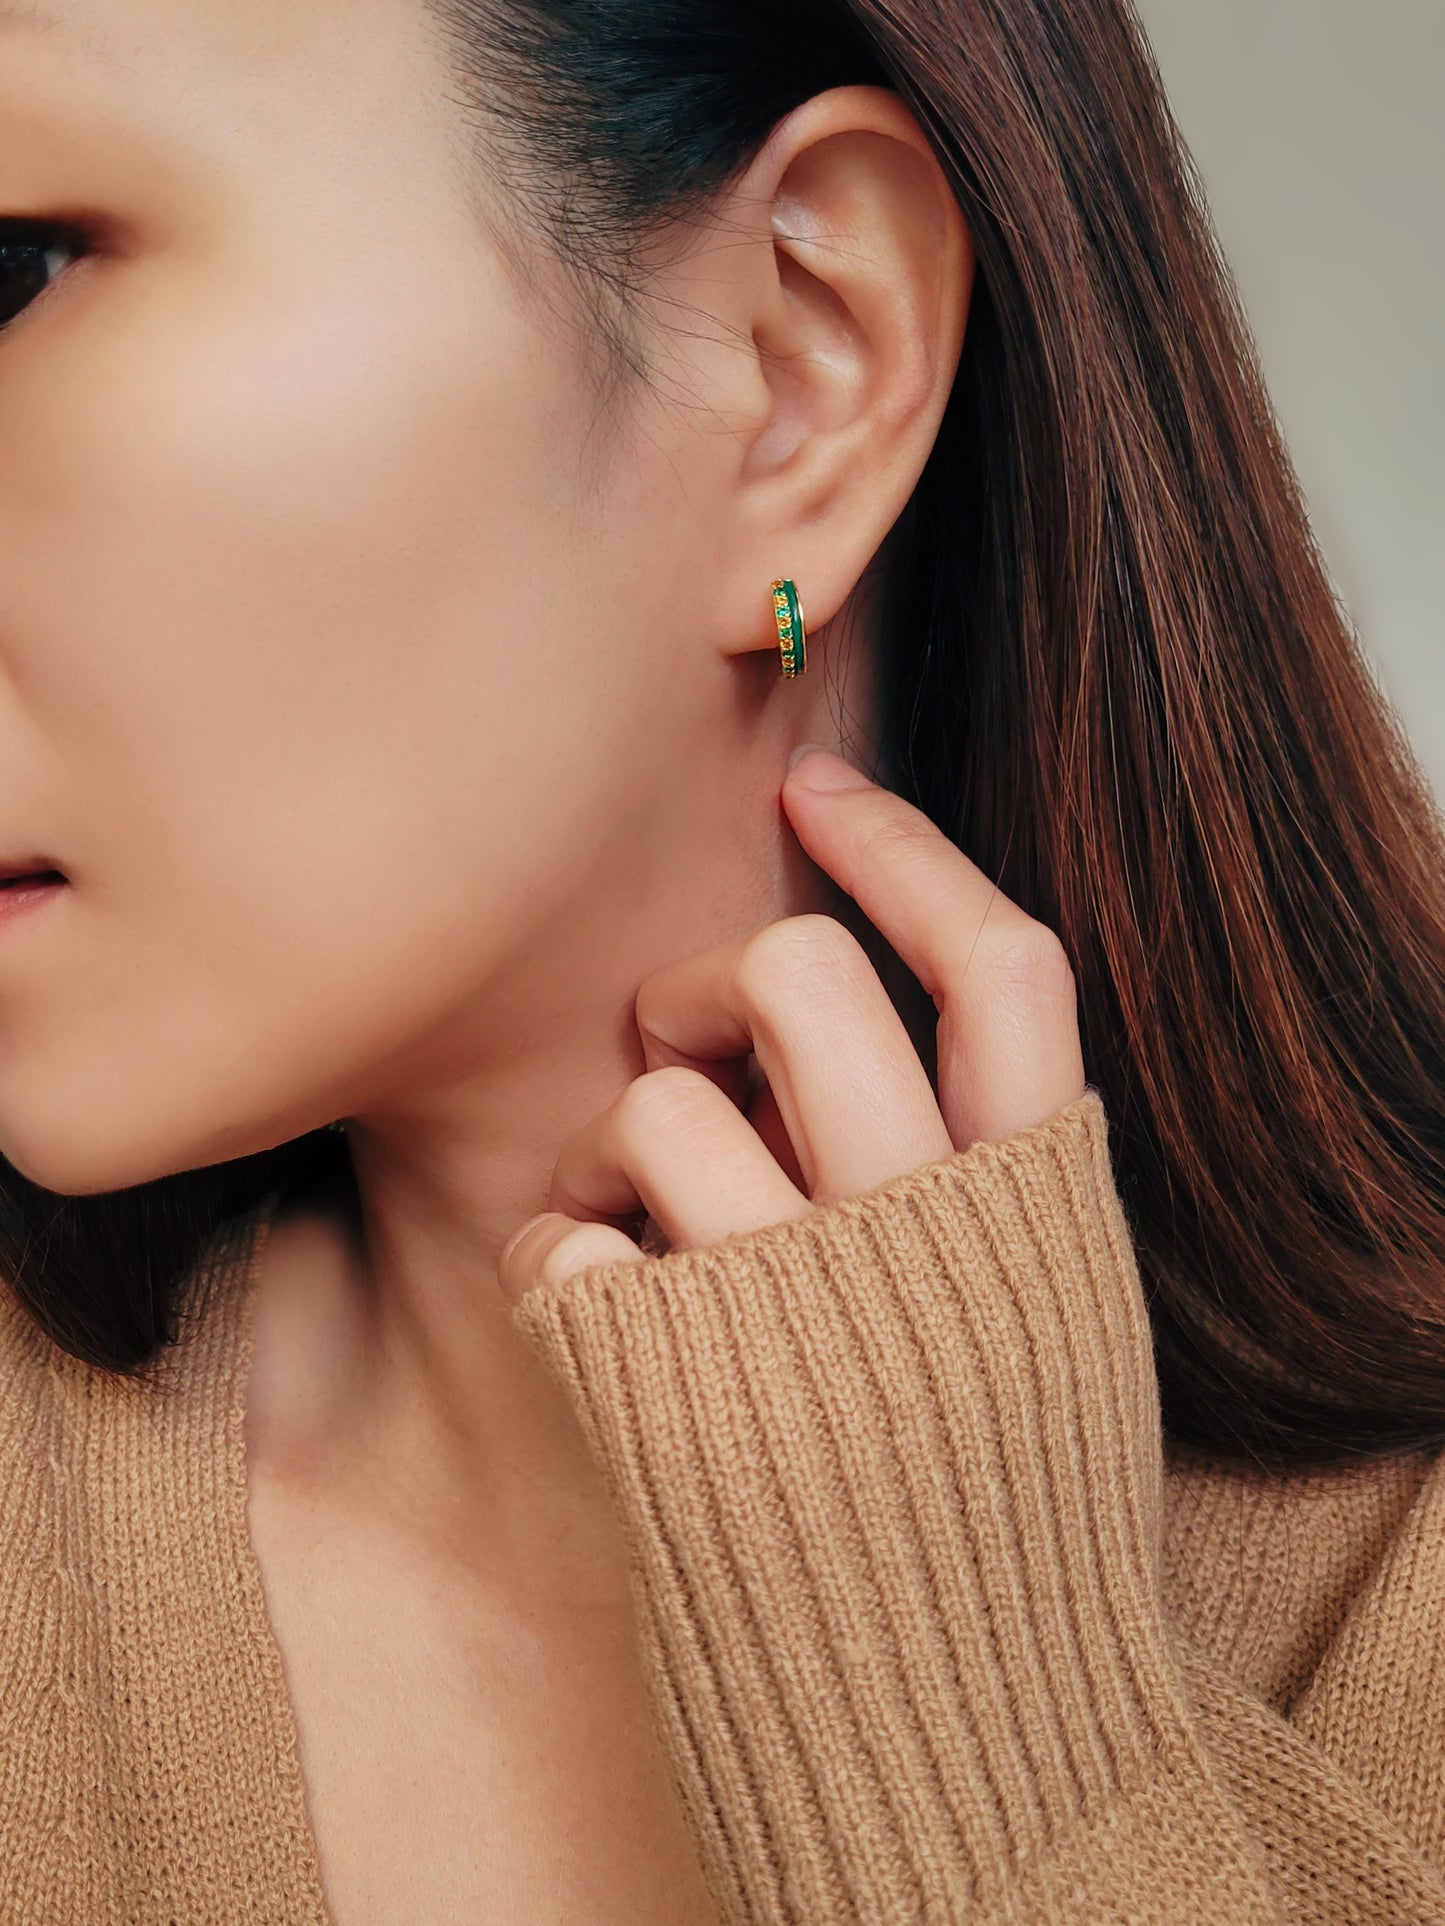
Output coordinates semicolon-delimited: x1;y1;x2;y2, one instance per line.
782;750;1086;1146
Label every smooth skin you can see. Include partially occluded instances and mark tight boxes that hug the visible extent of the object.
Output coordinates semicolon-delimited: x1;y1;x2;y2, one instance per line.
1;0;1079;1920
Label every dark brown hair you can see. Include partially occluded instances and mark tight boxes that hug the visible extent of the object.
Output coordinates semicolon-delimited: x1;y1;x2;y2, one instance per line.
3;0;1442;1464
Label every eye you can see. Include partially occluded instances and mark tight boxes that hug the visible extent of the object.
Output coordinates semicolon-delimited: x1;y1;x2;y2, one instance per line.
0;216;91;335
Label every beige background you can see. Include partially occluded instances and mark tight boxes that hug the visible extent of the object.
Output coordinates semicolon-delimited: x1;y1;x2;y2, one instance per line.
1134;0;1443;800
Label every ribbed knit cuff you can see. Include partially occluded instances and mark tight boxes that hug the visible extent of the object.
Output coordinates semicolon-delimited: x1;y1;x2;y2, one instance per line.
510;1092;1235;1920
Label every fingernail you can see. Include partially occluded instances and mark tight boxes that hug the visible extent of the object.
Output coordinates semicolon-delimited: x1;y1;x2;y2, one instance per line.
787;744;872;791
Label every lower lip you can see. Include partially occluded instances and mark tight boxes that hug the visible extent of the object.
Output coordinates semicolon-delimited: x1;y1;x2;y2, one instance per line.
0;877;66;930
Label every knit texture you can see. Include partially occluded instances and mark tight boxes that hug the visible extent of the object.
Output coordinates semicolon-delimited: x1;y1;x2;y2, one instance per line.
3;1087;1443;1921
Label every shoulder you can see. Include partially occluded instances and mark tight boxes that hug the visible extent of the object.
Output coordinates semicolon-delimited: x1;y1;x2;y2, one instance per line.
0;1195;274;1532
1161;1434;1443;1710
0;1275;81;1480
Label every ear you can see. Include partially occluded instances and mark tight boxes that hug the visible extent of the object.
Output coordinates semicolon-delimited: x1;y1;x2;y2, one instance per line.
681;84;975;664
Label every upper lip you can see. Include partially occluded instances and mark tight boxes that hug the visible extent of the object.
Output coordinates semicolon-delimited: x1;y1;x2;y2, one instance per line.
0;859;62;882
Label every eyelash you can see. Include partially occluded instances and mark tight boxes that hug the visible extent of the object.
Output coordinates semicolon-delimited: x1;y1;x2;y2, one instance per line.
0;216;93;337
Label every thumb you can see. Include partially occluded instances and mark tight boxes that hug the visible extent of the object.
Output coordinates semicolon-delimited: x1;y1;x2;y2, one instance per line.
496;1211;645;1309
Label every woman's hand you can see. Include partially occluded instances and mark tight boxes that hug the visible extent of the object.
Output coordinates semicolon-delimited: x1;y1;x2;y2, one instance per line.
497;746;1086;1303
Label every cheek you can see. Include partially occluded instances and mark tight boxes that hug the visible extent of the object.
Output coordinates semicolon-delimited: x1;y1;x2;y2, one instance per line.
7;259;573;823
0;259;634;1188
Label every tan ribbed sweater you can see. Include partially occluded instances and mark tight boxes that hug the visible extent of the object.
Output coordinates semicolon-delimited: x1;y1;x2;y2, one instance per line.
3;1091;1443;1922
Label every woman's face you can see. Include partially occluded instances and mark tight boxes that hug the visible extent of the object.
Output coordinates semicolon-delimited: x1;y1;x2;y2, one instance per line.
0;0;818;1194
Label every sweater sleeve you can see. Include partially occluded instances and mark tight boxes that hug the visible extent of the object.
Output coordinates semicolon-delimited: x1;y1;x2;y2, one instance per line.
509;1089;1445;1924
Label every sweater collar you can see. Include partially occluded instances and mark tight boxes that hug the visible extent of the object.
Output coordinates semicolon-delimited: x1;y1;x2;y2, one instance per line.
116;1184;336;1920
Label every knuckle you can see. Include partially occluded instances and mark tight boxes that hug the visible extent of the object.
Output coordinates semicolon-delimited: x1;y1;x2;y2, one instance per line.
985;928;1078;1009
853;810;936;872
740;914;870;1001
613;1064;719;1143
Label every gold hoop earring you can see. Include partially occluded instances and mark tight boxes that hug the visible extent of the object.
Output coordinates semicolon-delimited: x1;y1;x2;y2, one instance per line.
770;578;808;678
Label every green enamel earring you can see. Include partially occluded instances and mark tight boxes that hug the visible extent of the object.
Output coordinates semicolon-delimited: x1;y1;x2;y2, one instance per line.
770;578;808;678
